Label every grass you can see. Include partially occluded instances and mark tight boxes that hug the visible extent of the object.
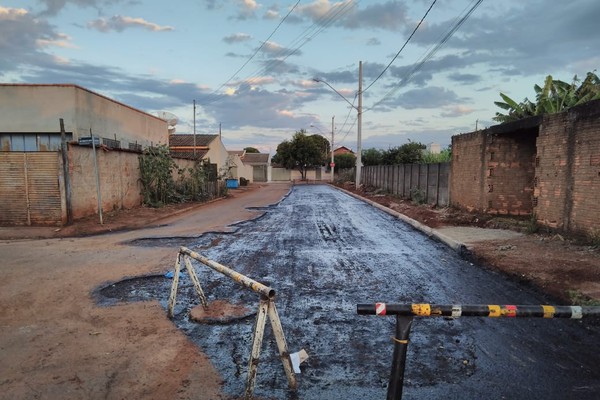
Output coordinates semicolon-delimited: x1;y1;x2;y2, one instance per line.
567;289;600;306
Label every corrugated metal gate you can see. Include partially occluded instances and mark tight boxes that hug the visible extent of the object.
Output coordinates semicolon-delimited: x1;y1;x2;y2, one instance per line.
0;152;63;225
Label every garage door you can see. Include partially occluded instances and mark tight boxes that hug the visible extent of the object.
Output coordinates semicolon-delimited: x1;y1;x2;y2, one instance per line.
0;152;63;225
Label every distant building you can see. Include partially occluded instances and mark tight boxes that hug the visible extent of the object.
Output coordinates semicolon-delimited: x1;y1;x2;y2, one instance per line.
333;146;354;156
427;143;442;154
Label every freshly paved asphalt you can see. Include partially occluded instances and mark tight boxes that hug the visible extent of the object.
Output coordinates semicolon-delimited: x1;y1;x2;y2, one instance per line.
110;184;600;400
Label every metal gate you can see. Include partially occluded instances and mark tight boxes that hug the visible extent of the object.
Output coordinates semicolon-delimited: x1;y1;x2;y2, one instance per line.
253;165;267;182
0;152;63;225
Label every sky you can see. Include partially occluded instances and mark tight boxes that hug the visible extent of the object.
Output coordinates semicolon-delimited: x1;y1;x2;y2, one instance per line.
2;0;599;154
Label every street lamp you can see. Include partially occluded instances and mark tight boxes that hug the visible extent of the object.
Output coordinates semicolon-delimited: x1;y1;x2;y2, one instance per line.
313;60;363;187
310;117;335;183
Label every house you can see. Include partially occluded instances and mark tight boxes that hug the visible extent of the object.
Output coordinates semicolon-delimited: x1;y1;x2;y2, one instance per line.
0;83;172;226
226;150;254;183
333;146;354;156
241;153;271;182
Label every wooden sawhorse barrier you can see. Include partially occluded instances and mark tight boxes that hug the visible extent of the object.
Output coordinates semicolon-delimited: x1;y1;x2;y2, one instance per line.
168;246;297;399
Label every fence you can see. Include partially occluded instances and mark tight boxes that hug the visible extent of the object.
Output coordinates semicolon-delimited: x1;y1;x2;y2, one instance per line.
361;163;450;206
357;302;600;400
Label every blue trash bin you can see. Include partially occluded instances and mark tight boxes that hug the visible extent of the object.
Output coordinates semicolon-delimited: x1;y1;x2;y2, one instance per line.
226;179;239;189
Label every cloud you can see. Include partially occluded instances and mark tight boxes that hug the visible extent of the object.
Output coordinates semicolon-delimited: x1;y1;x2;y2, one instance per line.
0;6;71;73
263;7;279;20
366;37;381;46
235;0;260;20
223;32;253;44
297;0;410;31
439;105;475;118
87;15;174;32
381;86;463;110
447;73;481;85
36;0;125;16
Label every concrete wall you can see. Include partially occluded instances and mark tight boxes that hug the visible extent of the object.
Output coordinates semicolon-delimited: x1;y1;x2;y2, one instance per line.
0;84;167;149
362;163;450;206
69;145;141;219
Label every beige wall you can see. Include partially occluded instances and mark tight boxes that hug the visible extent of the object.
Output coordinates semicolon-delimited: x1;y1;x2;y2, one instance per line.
228;154;254;182
69;145;142;219
0;84;168;149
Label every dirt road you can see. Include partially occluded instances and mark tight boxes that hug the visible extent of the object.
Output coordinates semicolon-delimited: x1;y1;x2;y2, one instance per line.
0;183;291;400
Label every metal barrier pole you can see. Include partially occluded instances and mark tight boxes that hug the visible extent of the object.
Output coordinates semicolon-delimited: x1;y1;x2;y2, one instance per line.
388;316;413;400
357;303;600;319
357;302;600;399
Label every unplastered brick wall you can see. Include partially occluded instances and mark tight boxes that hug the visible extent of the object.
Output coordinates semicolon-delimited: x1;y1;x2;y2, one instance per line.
535;100;600;234
450;131;485;211
486;132;536;215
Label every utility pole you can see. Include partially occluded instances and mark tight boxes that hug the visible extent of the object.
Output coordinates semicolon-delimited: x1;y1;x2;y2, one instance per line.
193;99;196;157
356;60;363;187
331;116;335;182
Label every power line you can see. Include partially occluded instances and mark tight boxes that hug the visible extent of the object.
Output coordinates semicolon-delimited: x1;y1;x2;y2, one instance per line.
367;0;484;112
200;1;301;105
201;1;358;106
363;0;437;94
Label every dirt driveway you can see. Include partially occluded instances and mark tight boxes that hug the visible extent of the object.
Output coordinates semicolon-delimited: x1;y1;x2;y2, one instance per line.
0;183;291;400
1;182;598;399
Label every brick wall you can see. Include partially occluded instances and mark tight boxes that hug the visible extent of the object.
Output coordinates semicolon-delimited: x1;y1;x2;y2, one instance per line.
450;131;485;212
452;99;600;235
487;132;536;215
534;101;600;233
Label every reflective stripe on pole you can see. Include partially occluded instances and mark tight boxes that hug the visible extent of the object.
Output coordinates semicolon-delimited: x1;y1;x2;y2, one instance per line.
357;303;600;319
180;246;275;299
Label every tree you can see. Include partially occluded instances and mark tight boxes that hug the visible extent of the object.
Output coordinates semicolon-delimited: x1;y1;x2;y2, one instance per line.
244;147;260;153
272;130;326;180
493;71;600;123
362;148;383;166
309;134;330;163
334;153;356;169
381;141;426;165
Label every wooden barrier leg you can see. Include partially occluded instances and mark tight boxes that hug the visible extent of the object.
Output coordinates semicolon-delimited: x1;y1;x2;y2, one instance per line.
167;254;183;319
245;299;269;399
267;301;297;390
387;316;413;400
183;255;208;308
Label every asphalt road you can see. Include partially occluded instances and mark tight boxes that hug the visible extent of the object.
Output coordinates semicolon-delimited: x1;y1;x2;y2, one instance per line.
104;184;600;399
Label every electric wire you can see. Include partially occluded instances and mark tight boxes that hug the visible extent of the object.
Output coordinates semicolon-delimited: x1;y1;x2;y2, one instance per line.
367;0;484;113
242;1;357;89
362;0;437;94
200;1;358;106
203;0;301;102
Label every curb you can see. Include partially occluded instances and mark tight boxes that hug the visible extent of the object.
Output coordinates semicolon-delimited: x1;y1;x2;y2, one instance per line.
333;186;468;255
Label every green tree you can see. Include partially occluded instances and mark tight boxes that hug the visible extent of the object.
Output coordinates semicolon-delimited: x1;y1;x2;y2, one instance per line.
362;148;383;166
310;134;331;163
334;153;356;169
493;71;600;123
272;130;326;180
244;147;260;153
381;141;426;165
